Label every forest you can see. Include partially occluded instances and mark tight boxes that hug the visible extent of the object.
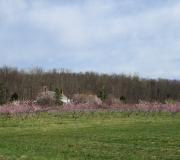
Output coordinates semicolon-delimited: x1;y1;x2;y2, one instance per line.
0;66;180;104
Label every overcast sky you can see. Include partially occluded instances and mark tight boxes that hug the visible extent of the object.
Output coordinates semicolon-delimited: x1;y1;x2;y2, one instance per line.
0;0;180;79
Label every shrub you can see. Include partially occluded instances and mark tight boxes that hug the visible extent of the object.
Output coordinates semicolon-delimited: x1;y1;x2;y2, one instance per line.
72;94;102;106
120;96;126;103
98;86;107;101
36;97;54;106
10;92;19;102
0;83;7;105
105;95;121;105
165;98;176;105
54;88;63;105
36;91;55;106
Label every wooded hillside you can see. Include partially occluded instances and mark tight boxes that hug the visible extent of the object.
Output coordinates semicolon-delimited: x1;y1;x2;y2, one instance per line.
0;66;180;103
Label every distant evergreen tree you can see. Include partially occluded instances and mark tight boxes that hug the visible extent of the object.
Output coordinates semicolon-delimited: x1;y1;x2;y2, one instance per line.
54;88;63;105
98;86;107;101
0;83;7;105
166;94;171;99
120;96;126;103
10;92;19;102
60;89;63;95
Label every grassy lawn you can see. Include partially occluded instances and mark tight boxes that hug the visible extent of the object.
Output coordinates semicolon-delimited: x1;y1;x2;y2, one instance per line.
0;112;180;160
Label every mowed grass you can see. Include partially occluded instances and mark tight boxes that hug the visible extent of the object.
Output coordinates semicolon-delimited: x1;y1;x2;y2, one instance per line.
0;112;180;160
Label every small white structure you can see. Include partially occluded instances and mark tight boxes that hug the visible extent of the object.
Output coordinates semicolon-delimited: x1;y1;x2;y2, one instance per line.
60;94;71;104
37;86;71;105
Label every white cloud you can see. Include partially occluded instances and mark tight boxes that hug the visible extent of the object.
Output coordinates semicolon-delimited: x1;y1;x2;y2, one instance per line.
0;0;180;79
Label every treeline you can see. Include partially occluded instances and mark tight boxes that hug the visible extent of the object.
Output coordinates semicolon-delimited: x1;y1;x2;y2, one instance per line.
0;66;180;104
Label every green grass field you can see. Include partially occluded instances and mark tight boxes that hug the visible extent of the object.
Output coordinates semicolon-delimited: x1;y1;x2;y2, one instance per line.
0;112;180;160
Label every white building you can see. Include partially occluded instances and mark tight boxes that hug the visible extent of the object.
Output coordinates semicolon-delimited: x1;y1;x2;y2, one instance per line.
60;94;71;104
37;86;71;105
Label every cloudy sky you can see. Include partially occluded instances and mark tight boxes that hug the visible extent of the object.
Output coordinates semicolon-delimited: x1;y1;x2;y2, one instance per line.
0;0;180;79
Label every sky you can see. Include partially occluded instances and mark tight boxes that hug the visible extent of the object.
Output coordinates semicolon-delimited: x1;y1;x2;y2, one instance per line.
0;0;180;79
